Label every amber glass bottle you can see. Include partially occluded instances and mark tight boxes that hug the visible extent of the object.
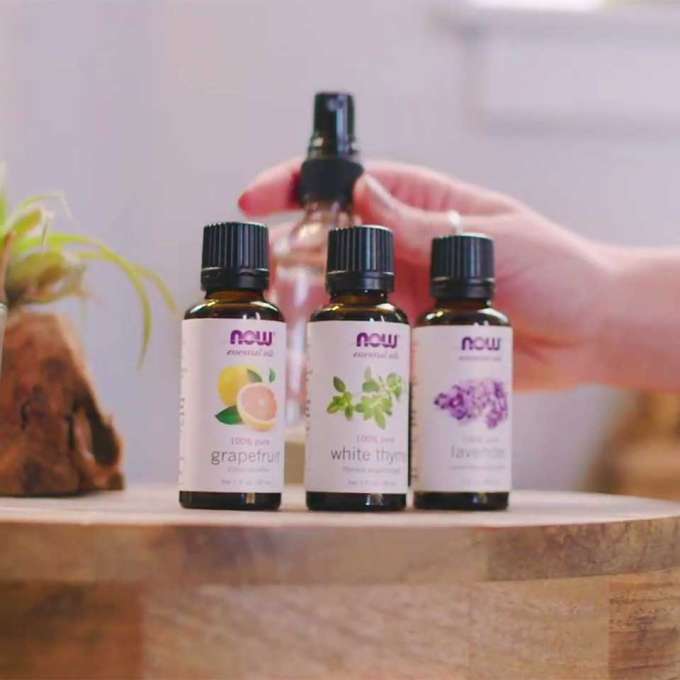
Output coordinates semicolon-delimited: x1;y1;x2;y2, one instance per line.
179;222;286;510
412;234;512;511
305;225;410;511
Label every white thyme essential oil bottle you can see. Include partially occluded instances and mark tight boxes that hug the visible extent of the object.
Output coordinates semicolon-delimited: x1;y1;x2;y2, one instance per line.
412;234;512;510
305;225;410;511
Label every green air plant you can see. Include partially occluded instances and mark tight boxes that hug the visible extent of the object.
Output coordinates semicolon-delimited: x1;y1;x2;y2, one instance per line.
0;164;176;364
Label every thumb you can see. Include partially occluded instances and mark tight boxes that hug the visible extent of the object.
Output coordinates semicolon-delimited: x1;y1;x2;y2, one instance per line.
353;174;463;264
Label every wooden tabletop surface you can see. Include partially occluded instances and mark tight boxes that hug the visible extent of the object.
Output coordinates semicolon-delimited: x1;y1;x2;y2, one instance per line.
1;484;679;526
2;485;680;679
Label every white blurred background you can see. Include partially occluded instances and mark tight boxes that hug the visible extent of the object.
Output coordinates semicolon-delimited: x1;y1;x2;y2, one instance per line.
1;0;679;489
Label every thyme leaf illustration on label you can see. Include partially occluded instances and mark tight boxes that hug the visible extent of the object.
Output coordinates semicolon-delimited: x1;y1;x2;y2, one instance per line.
326;368;404;429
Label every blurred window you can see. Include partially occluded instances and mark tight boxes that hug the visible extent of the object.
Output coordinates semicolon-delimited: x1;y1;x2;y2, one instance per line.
474;0;602;9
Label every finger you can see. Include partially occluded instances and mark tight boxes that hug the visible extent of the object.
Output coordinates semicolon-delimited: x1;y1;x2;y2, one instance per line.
354;174;484;264
239;157;517;218
364;160;518;215
238;157;302;217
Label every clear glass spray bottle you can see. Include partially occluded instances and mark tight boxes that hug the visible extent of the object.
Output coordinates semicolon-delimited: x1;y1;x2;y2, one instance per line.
271;92;363;429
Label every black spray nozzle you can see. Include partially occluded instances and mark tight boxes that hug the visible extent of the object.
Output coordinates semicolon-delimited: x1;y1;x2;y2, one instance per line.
308;92;357;159
299;91;362;205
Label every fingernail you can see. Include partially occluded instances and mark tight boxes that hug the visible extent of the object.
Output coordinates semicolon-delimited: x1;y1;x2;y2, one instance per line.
447;210;463;234
237;191;250;212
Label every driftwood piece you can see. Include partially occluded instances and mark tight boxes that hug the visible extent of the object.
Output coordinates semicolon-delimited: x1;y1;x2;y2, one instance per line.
0;311;123;495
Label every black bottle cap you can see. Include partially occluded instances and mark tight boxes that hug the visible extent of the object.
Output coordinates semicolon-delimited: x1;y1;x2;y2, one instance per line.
201;221;269;291
430;233;495;299
326;225;395;294
299;92;363;206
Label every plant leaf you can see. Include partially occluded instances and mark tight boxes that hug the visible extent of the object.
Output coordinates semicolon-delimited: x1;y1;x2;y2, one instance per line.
0;162;8;227
16;191;71;219
362;379;380;392
16;232;165;366
327;400;341;414
6;249;86;305
333;376;346;392
134;263;177;313
344;405;353;420
247;369;262;383
74;246;152;367
216;406;242;425
268;368;276;383
1;174;174;366
4;206;45;241
12;229;175;367
374;408;386;430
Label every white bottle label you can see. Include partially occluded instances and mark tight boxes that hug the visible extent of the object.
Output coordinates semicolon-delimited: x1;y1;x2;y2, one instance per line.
179;318;286;493
412;325;512;492
305;320;410;494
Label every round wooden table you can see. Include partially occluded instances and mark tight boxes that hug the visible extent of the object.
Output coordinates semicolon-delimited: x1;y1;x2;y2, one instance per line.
1;485;680;679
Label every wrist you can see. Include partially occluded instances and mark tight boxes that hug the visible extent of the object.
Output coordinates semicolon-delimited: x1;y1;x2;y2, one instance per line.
591;244;680;390
588;244;628;386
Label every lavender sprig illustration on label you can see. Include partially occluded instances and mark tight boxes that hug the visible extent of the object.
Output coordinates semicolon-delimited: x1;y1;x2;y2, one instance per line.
327;368;403;429
434;379;508;429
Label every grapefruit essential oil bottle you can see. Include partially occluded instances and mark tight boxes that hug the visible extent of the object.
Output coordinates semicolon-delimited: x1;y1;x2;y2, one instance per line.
179;222;286;510
305;225;410;511
412;234;512;511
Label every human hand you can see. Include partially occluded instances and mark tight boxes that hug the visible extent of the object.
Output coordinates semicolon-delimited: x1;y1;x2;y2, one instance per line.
239;159;612;391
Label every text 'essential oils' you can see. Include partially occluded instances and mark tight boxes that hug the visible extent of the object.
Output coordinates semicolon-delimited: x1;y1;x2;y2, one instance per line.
412;234;512;511
304;225;410;511
179;222;286;510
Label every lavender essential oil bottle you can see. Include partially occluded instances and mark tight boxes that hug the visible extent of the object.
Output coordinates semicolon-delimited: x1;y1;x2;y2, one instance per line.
179;222;286;510
305;225;410;511
412;234;512;511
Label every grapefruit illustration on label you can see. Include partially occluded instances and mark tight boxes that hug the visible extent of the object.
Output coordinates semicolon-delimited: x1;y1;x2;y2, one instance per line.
217;364;260;406
215;364;278;431
237;382;277;431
